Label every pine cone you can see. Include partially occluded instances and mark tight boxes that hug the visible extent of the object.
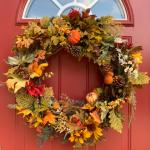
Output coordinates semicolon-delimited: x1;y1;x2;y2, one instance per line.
111;51;118;62
113;75;125;88
100;64;113;74
70;46;84;57
16;67;30;79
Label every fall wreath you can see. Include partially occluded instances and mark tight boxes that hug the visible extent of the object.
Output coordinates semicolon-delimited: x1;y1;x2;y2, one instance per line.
5;9;149;149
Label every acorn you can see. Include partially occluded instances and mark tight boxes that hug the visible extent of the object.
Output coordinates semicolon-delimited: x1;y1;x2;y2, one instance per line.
86;92;98;104
104;72;114;85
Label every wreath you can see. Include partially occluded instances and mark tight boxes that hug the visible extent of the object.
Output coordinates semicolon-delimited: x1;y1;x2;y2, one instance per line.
5;9;149;149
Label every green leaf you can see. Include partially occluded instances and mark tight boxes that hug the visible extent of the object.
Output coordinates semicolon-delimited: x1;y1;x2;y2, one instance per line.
109;109;123;133
129;72;150;85
16;93;35;109
38;126;55;145
7;54;34;66
7;56;20;65
100;102;109;122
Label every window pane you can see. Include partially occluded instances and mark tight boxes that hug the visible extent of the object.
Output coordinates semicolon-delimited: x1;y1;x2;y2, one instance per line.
91;0;125;19
24;0;126;20
25;0;59;18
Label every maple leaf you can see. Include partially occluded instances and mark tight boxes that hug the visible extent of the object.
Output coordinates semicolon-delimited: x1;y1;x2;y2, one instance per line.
43;111;56;125
6;76;28;93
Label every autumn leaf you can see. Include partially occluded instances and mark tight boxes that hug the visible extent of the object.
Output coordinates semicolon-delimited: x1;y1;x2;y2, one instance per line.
18;109;33;117
6;76;28;93
34;117;43;128
53;101;60;110
82;103;94;111
43;111;56;125
90;110;101;124
7;54;34;66
51;36;59;45
129;72;150;85
109;109;123;133
40;16;50;28
28;62;48;78
16;36;33;48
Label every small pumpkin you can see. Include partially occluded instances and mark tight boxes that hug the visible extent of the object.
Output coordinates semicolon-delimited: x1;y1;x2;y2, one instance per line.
68;30;80;44
86;92;98;104
104;72;114;85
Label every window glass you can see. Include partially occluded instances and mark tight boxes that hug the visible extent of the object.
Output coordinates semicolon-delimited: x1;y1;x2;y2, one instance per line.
23;0;126;20
25;0;59;18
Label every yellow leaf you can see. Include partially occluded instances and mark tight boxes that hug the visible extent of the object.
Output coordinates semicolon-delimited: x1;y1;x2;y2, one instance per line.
83;129;92;139
131;52;142;64
18;109;33;117
16;105;23;111
82;103;94;111
69;135;75;142
6;77;27;93
43;111;56;125
34;117;43;128
79;138;84;144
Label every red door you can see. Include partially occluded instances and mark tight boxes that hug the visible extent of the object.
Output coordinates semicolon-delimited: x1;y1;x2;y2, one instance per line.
0;0;150;150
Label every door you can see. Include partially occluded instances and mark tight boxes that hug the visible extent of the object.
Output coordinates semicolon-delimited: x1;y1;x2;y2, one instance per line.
0;0;150;150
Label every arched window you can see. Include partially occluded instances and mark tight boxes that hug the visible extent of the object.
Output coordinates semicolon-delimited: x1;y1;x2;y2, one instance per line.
17;0;133;26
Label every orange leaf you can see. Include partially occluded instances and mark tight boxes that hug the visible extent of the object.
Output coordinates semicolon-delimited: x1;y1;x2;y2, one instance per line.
43;111;56;125
28;62;48;78
90;110;101;124
53;101;60;110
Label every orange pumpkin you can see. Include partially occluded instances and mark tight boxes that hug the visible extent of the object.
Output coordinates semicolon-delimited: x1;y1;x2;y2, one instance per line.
68;30;80;44
86;92;98;104
104;72;114;85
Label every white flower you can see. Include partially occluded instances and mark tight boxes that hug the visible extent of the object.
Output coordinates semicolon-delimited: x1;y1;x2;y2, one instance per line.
114;37;123;44
116;48;121;53
124;55;128;60
124;67;129;73
128;67;134;73
128;61;132;65
132;70;139;79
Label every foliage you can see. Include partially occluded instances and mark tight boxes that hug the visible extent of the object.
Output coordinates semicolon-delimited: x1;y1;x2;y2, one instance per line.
129;72;150;85
5;9;149;149
109;109;123;133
